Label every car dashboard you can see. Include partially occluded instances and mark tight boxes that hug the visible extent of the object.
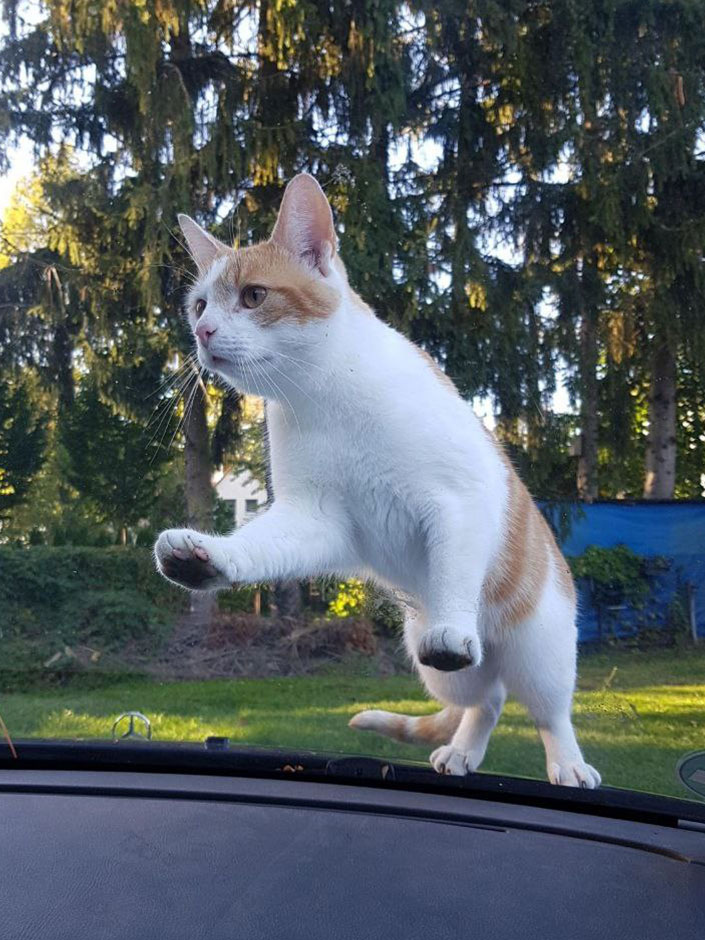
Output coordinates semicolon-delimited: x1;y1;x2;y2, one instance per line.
1;742;704;939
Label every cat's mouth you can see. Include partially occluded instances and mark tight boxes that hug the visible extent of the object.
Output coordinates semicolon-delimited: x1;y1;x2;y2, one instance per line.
204;350;273;368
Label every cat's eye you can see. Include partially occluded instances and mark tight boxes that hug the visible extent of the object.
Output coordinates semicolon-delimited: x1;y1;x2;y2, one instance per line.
241;285;268;309
195;298;207;317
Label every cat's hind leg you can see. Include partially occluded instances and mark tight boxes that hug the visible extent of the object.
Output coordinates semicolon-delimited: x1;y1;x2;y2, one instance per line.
429;680;506;775
349;685;505;778
502;594;601;789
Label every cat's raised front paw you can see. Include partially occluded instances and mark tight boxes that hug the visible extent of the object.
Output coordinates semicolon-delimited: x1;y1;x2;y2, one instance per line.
154;528;235;591
417;626;482;671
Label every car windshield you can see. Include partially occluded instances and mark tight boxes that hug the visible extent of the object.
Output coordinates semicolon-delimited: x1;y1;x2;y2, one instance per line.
1;0;704;805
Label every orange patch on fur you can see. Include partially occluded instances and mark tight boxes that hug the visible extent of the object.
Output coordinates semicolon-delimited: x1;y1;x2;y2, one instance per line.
380;707;463;745
212;242;340;323
482;437;575;626
411;707;464;744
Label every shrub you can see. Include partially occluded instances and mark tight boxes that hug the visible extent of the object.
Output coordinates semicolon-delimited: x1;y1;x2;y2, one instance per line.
217;584;269;614
324;579;404;635
363;584;404;636
0;546;186;688
567;544;664;606
326;579;366;619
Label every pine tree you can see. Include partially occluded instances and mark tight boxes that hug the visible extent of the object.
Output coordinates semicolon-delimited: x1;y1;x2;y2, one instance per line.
0;376;48;520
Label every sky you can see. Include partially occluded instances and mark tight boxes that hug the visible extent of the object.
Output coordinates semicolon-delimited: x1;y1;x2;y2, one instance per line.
0;139;34;215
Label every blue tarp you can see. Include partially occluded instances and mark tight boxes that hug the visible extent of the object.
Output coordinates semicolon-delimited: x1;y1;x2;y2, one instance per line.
545;502;705;643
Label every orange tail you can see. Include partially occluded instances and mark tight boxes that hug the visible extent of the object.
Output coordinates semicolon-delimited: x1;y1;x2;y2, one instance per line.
349;706;462;745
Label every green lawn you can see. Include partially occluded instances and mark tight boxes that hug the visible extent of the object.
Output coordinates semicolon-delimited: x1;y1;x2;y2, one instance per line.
2;647;704;799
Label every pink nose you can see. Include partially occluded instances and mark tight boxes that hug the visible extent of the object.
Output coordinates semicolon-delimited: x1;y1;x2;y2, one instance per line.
195;321;217;347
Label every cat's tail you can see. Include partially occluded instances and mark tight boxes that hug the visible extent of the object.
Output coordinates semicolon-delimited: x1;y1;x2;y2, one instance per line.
348;706;463;745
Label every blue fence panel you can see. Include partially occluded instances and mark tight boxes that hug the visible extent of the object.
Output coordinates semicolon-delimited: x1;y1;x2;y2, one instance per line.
541;502;705;643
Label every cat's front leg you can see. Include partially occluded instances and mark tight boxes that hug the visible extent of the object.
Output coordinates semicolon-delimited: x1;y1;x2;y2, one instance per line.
155;499;350;592
416;491;492;671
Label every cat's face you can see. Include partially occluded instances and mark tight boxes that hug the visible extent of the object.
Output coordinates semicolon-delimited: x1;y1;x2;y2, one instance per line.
178;174;343;393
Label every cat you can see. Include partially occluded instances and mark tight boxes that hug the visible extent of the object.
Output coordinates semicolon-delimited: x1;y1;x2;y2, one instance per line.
155;173;600;788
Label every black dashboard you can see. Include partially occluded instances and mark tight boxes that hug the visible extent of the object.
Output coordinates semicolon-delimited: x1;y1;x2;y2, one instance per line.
2;742;704;939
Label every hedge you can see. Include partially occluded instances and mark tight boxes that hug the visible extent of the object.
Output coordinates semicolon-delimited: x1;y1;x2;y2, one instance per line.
0;546;187;687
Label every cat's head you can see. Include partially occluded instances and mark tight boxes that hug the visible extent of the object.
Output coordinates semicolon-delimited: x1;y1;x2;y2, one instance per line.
178;173;346;394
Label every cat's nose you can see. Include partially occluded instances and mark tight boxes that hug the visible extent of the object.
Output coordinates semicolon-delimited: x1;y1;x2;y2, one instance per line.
195;321;217;347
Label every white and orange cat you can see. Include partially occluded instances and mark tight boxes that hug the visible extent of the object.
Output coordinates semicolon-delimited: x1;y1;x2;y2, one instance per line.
155;173;600;788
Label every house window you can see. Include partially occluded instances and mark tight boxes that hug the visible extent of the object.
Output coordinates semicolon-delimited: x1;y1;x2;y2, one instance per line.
245;499;259;514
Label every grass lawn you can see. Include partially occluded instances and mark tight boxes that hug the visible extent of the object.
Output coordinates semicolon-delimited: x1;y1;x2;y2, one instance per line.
2;646;704;800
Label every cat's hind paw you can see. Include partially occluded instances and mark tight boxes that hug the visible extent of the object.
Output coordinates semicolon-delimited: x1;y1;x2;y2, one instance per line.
548;760;601;789
429;745;478;776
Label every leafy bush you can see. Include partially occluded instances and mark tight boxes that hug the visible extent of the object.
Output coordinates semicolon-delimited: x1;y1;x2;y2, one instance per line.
363;584;404;636
59;590;170;644
567;544;658;605
326;579;366;619
0;546;186;688
217;584;269;614
325;579;403;635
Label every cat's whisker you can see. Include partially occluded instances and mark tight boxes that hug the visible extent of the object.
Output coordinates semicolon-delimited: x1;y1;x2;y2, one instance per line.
228;343;319;408
147;396;181;463
146;398;176;451
165;223;196;263
156;364;200;454
263;369;302;438
242;356;264;417
275;335;326;351
247;354;301;438
144;260;197;286
168;369;201;454
147;370;197;461
144;360;199;443
145;354;198;402
145;369;194;445
244;340;327;375
260;356;319;410
243;354;284;425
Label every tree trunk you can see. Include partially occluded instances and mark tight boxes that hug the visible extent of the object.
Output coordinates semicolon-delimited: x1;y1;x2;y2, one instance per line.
577;271;599;502
52;320;75;413
184;380;213;530
262;406;302;619
184;379;216;627
644;342;677;499
271;579;303;618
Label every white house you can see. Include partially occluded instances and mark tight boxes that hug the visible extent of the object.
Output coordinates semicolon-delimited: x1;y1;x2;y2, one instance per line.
213;469;267;528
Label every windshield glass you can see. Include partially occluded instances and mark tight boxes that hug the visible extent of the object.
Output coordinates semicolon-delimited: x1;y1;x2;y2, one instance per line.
1;0;704;803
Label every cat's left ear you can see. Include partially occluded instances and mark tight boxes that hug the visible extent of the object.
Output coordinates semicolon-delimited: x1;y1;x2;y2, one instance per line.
270;173;337;276
177;214;229;275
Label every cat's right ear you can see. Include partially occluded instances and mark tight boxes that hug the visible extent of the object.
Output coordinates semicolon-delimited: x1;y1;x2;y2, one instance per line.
269;174;337;275
177;214;228;275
